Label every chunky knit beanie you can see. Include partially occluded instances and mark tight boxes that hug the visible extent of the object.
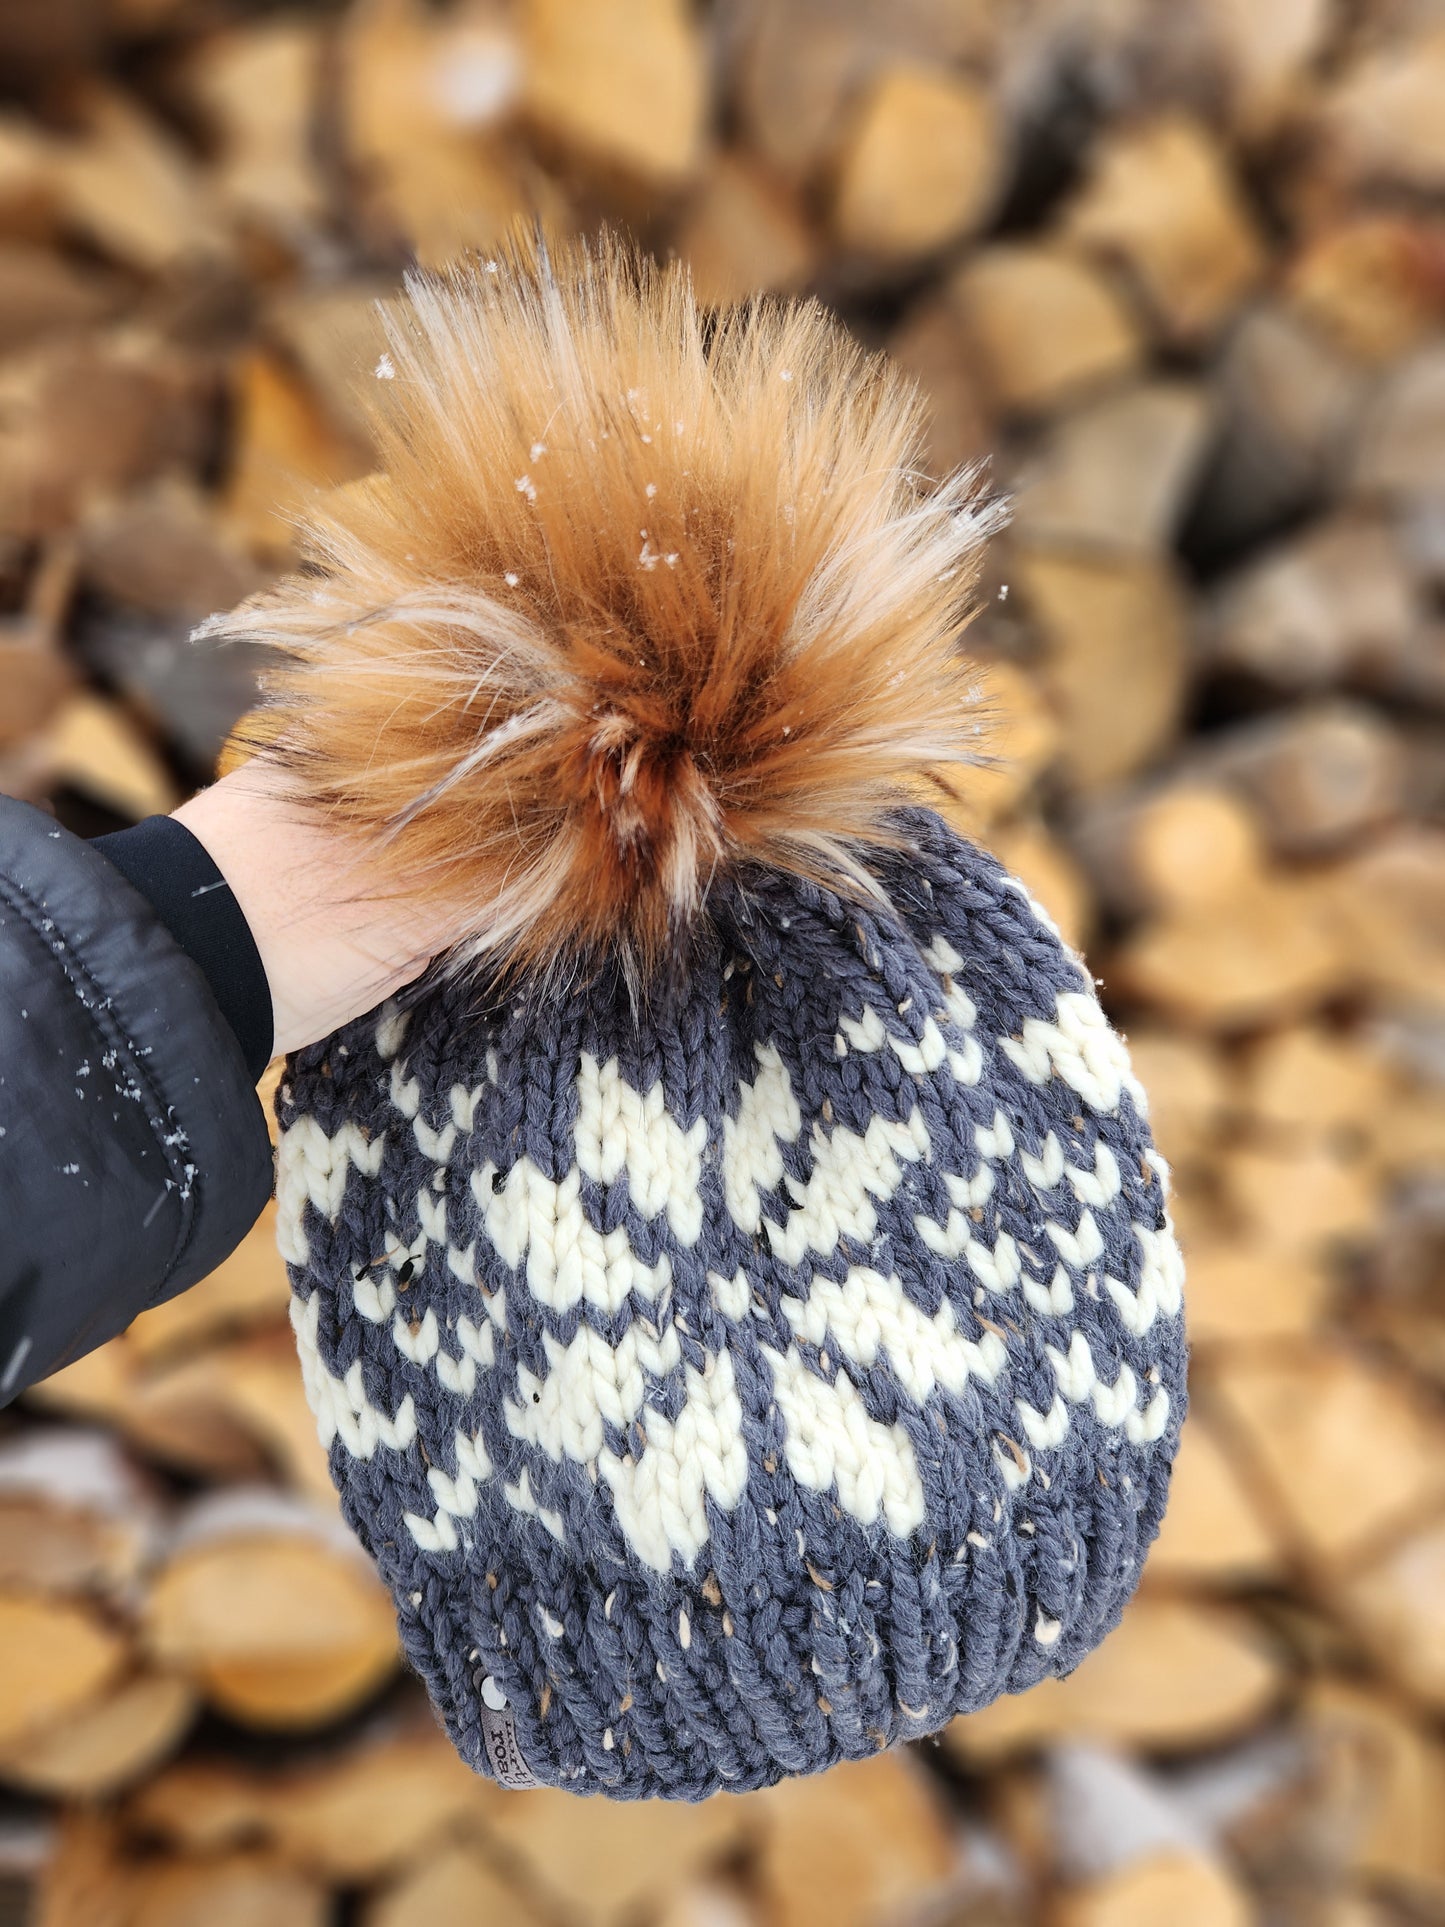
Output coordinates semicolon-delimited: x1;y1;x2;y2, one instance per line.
226;231;1187;1799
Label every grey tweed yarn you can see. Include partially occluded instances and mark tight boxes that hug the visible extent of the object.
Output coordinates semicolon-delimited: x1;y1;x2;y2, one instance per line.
276;810;1187;1800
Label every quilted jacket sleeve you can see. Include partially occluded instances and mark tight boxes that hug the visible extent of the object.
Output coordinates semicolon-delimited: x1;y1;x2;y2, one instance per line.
0;795;274;1401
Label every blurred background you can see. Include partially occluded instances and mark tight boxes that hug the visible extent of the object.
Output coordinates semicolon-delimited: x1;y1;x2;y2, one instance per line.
0;0;1443;1921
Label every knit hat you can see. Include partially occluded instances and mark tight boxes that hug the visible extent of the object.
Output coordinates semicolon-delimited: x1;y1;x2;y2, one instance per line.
232;232;1187;1799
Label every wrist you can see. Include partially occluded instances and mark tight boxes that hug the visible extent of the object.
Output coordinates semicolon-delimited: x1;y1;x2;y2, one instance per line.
174;769;441;1055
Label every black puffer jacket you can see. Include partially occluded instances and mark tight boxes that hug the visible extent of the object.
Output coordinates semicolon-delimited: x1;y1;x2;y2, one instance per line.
0;796;274;1400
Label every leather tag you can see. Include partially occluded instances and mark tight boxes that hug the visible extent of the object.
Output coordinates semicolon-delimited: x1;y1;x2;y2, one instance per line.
480;1700;537;1789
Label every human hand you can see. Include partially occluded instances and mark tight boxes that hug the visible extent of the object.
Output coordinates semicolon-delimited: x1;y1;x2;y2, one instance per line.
173;764;455;1057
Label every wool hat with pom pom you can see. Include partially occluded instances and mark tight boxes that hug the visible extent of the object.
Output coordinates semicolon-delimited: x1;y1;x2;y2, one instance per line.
218;231;1187;1800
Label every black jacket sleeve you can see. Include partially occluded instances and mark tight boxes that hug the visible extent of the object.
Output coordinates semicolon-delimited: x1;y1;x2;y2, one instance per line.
0;795;274;1401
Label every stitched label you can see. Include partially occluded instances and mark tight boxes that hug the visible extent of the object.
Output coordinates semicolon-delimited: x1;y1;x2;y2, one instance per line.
480;1700;537;1789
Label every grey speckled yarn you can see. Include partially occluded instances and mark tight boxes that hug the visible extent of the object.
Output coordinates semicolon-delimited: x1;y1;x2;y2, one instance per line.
275;810;1187;1800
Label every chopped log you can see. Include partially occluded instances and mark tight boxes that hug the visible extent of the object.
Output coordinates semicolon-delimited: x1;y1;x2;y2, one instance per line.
128;1201;289;1363
0;1427;158;1595
0;1591;128;1748
27;1215;294;1491
1012;381;1211;555
988;1760;1056;1892
1160;1162;1227;1259
0;1669;195;1798
1175;1731;1340;1904
126;1852;330;1927
37;1827;327;1927
1190;701;1403;859
521;0;706;191
54;84;224;274
1320;825;1445;1008
24;533;81;646
488;1776;751;1926
1286;216;1445;365
32;1812;134;1927
1052;1852;1252;1927
1121;1031;1229;1167
1305;1680;1445;1902
831;64;999;261
143;1490;398;1729
731;0;871;186
0;243;117;357
1316;27;1445;195
944;1600;1280;1763
1313;1899;1396;1927
1177;1240;1331;1347
1351;342;1445;506
929;659;1060;831
1372;1082;1445;1181
1202;515;1422;693
0;635;75;748
265;284;391;456
752;1751;957;1927
131;1722;495;1880
364;1843;549;1927
182;20;328;249
27;1333;273;1482
654;1880;760;1927
988;817;1092;953
136;1326;335;1506
40;691;182;820
1069;783;1266;921
1219;1140;1378;1255
887;295;994;474
1146;1412;1283;1586
1186;305;1368;559
1371;622;1445;712
224;348;372;561
124;1758;283;1854
77;478;270;620
948;243;1142;416
674;153;818;308
1402;718;1445;818
1335;1513;1445;1714
1202;0;1332;133
0;115;59;242
732;0;998;193
0;337;209;542
1061;114;1265;343
732;0;994;193
0;1823;60;1886
1365;1186;1445;1374
1013;550;1189;791
340;0;533;267
251;1727;496;1878
0;0;111;86
73;603;267;778
1203;1343;1445;1565
183;1649;391;1740
1110;872;1350;1029
1242;1024;1393;1142
1044;1741;1209;1885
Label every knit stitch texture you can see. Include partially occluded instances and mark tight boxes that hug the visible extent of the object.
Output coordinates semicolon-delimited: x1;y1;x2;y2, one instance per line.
276;811;1187;1799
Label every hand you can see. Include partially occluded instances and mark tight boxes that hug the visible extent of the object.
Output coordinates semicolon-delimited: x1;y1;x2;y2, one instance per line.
173;765;454;1057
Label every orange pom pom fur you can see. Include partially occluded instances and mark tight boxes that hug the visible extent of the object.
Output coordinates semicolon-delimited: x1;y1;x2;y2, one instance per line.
210;229;1002;985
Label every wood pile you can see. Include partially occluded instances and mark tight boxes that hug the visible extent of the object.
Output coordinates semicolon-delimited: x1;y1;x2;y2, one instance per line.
0;0;1442;1921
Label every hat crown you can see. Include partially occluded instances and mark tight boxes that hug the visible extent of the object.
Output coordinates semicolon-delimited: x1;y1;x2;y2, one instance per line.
278;813;1186;1798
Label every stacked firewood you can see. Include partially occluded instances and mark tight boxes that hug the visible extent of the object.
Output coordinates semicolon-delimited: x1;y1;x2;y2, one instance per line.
0;0;1442;1920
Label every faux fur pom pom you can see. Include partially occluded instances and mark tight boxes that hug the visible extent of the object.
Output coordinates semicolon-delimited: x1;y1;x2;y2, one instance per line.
213;229;1003;983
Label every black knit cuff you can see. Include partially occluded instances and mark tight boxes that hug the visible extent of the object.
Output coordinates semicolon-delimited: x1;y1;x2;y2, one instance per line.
92;816;274;1083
